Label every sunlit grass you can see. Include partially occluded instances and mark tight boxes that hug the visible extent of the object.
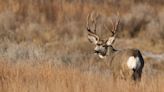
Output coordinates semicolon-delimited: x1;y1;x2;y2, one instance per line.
0;59;163;92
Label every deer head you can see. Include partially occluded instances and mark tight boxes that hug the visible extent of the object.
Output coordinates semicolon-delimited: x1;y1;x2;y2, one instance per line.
86;13;120;58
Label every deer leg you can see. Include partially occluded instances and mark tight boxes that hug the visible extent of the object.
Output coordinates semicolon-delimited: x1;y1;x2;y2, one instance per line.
124;69;134;80
119;70;126;80
133;69;142;81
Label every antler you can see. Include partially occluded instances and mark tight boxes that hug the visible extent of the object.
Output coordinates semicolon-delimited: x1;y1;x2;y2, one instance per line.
86;12;99;40
104;13;120;45
110;13;120;37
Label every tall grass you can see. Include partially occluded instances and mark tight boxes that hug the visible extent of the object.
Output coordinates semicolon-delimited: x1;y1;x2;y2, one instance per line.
0;59;164;92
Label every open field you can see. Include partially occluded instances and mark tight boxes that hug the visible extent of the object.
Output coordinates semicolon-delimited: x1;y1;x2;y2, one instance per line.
0;59;164;92
0;0;164;92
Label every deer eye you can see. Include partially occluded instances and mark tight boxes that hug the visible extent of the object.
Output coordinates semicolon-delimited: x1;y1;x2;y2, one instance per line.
102;45;107;47
97;43;101;46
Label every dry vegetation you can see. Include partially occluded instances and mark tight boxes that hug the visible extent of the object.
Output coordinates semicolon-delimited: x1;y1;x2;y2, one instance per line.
0;59;164;92
0;0;164;92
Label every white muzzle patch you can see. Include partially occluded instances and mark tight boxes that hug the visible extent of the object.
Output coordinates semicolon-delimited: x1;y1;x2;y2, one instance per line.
98;54;105;59
127;56;141;69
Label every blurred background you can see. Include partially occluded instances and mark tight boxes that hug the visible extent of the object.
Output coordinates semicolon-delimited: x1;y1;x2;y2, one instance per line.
0;0;163;73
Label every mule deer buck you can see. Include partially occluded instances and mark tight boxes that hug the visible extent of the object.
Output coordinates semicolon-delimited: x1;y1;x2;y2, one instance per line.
86;13;144;81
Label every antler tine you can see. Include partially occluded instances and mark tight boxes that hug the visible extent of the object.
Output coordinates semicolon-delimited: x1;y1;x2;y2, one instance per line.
87;13;91;31
93;19;97;33
114;12;120;34
91;12;98;33
110;13;120;37
110;19;115;36
87;13;94;34
86;12;99;40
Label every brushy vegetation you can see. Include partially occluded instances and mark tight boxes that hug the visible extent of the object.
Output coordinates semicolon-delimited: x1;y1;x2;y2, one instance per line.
0;0;164;92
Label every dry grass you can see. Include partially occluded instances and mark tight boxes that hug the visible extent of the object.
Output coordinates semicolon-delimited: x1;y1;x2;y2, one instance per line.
0;59;164;92
0;0;164;92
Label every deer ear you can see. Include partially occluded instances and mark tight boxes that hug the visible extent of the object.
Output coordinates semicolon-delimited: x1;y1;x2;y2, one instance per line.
88;34;98;45
106;37;115;46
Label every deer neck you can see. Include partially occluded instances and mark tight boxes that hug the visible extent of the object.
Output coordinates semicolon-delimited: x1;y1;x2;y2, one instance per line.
107;45;117;56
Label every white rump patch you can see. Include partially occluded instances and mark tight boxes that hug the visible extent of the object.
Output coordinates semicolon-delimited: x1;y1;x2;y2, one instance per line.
127;56;141;69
